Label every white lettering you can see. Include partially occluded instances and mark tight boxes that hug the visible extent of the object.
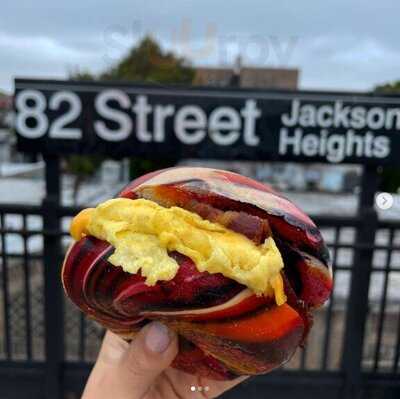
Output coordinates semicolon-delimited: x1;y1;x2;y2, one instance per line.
367;107;385;130
241;100;261;145
174;106;207;144
345;129;364;157
94;90;132;141
132;95;152;142
154;105;175;142
319;129;329;155
373;136;390;158
326;134;346;163
209;107;241;145
334;102;350;128
281;100;300;127
350;106;366;129
15;90;48;138
301;134;319;156
364;132;374;157
316;105;333;128
279;127;302;155
299;105;316;127
385;108;400;130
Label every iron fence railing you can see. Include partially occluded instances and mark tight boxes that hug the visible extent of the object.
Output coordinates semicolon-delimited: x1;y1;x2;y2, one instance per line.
0;203;399;398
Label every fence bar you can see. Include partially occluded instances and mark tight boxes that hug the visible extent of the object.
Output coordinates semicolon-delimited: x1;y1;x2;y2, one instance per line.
2;171;400;397
22;215;32;360
392;307;400;373
321;226;340;370
373;228;395;371
341;165;380;399
0;213;11;360
79;313;86;361
42;155;64;399
300;346;307;370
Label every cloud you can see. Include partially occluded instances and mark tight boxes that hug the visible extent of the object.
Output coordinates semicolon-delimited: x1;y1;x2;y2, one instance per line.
1;0;400;92
291;34;400;90
0;32;105;92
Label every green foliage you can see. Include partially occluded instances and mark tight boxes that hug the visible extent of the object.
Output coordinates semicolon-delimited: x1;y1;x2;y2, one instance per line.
65;155;103;176
69;69;96;81
64;155;104;203
374;82;400;193
101;35;194;178
380;167;400;193
128;158;175;180
101;36;194;85
67;36;194;184
0;92;11;129
65;72;102;202
375;81;400;94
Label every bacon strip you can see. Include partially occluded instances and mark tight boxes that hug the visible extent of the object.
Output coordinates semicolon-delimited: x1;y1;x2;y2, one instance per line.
136;185;271;245
188;201;271;245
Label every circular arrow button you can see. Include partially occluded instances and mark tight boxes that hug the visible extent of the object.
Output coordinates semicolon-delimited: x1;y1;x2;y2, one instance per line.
376;192;394;210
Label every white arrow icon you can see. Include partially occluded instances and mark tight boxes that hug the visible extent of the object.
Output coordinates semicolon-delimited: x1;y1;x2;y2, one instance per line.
376;192;394;210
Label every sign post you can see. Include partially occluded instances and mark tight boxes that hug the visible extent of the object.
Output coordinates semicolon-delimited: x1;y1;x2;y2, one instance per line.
42;155;64;399
341;165;380;399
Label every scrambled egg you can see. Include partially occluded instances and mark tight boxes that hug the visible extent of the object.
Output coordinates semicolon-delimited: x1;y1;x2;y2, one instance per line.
70;198;286;304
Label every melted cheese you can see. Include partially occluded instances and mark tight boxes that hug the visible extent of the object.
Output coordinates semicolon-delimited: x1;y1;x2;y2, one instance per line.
70;198;286;304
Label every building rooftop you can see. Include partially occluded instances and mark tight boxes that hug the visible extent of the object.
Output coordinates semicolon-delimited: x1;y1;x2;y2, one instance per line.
193;66;299;90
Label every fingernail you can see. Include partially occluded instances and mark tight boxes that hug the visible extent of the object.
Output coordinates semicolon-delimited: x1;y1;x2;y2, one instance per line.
145;322;171;353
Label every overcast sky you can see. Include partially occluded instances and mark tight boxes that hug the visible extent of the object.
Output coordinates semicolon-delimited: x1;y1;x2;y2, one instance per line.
1;1;400;93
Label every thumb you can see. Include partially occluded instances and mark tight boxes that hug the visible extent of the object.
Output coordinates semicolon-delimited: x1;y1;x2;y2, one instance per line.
83;322;178;399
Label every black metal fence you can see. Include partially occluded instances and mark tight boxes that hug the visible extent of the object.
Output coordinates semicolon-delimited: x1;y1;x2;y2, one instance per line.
1;173;400;398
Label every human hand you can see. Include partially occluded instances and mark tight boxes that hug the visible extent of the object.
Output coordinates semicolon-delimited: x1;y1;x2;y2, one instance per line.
82;322;247;399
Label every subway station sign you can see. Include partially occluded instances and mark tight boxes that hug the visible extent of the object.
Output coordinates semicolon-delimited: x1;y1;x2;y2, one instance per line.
14;78;400;165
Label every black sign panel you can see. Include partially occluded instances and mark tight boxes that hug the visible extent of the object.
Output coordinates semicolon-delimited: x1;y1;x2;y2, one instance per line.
14;78;400;165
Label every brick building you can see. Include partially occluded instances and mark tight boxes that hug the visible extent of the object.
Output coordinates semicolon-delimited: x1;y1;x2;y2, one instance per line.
193;65;299;90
